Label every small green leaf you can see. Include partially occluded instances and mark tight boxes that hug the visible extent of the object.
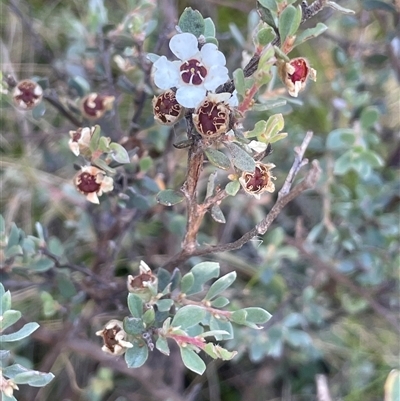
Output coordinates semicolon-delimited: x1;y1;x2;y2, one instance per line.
5;245;22;259
156;189;185;206
225;142;256;172
68;76;90;97
123;316;145;336
127;294;143;317
171;305;206;330
211;205;226;224
0;350;11;365
360;106;380;130
181;272;195;294
156;299;174;312
98;136;111;152
326;129;355;150
204;148;231;170
211;296;230;308
139;156;153;172
91;158;116;175
203;343;237;360
206;171;217;199
257;2;277;28
7;224;21;249
203;17;216;37
178;7;205;37
225;180;240;196
0;322;39;343
256;25;276;47
142;308;155;326
257;0;277;13
326;1;355;14
209;316;234;340
30;256;54;272
13;371;55;387
156;336;170;355
0;310;22;331
0;290;11;315
294;23;328;47
269;132;287;143
125;340;148;368
186;262;220;295
333;150;353;175
109;142;130;164
233;68;245;97
180;347;206;375
230;310;247;325
89;125;101;152
242;307;272;325
204;272;237;301
32;101;46;120
278;5;300;44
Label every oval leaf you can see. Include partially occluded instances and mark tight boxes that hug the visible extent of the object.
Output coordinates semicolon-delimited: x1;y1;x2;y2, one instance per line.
13;371;54;387
127;294;143;317
172;305;206;330
204;272;237;301
178;7;205;37
225;142;255;172
156;189;185;206
124;340;149;368
0;322;39;343
204;148;231;170
180;347;206;375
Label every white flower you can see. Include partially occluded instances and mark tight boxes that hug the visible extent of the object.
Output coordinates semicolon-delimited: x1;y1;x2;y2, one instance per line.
152;33;229;108
68;127;94;156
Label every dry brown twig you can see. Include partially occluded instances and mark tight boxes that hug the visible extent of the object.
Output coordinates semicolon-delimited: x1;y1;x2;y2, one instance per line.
163;131;321;270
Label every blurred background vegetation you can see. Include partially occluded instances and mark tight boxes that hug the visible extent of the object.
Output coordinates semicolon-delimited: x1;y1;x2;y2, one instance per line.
1;0;399;400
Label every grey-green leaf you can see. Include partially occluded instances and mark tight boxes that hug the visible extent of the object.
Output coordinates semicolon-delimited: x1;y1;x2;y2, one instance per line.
186;262;220;295
171;305;206;330
124;341;148;368
127;294;143;317
156;337;170;355
180;347;206;375
178;7;205;37
0;322;39;343
205;148;231;170
278;5;300;44
211;205;226;224
13;371;55;387
0;310;22;331
204;272;237;301
294;23;328;47
123;317;144;335
225;181;240;196
109;143;130;164
156;189;185;206
225;142;255;172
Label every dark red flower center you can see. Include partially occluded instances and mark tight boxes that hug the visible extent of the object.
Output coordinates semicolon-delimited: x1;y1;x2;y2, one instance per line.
103;326;120;351
72;129;82;142
196;101;228;137
16;81;40;106
288;59;309;83
82;95;104;117
245;166;268;191
77;172;101;193
154;92;182;123
180;59;207;85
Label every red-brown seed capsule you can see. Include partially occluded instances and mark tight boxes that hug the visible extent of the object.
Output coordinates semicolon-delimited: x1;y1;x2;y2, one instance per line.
12;79;43;110
152;90;184;125
239;162;276;199
80;93;115;120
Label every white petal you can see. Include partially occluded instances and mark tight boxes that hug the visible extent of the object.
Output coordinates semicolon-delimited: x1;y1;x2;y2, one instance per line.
86;192;100;204
176;86;206;108
248;141;268;153
170;33;199;60
203;65;229;91
229;90;239;107
153;56;180;89
200;43;226;67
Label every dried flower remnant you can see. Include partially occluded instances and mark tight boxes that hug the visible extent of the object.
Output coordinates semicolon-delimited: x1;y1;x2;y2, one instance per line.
152;32;229;108
68;127;94;156
12;79;43;110
0;375;19;398
239;162;276;199
74;166;114;204
277;57;316;97
152;90;184;125
127;260;158;302
193;92;237;139
80;93;115;120
96;320;133;355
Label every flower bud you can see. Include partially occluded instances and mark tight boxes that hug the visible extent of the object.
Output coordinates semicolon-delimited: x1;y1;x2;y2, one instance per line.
68;127;94;156
12;79;43;110
277;57;316;97
96;320;133;355
74;166;114;204
80;93;115;120
239;162;276;199
127;260;158;302
152;90;184;125
193;92;235;140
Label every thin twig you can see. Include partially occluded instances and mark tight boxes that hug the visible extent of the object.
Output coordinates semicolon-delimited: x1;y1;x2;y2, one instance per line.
43;90;82;127
163;132;321;269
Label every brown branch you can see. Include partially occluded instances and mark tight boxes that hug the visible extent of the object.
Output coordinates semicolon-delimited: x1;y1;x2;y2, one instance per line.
163;132;321;269
43;90;82;127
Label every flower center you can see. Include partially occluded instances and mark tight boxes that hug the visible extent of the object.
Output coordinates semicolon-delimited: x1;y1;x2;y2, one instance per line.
288;59;308;83
104;327;120;351
16;82;40;106
154;91;182;123
82;95;103;117
180;59;207;85
196;101;228;137
72;129;82;142
77;172;101;193
246;166;268;191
